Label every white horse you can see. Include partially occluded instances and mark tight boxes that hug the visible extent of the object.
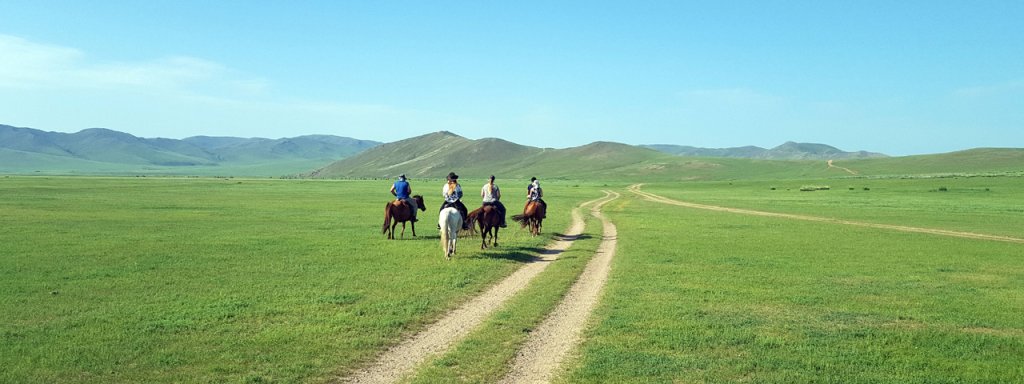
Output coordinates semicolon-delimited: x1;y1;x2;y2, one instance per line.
439;206;463;260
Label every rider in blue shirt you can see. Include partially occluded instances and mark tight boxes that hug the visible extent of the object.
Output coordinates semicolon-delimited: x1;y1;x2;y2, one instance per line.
390;174;417;222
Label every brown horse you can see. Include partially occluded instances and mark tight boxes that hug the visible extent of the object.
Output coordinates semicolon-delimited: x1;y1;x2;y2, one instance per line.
382;195;426;239
467;205;502;249
512;200;546;236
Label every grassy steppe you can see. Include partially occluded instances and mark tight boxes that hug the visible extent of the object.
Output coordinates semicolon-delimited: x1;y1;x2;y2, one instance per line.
3;174;1022;383
0;176;595;383
561;179;1024;383
640;176;1024;238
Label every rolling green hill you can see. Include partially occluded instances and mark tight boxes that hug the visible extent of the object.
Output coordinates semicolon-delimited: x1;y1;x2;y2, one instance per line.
310;132;1024;182
643;141;887;159
0;124;380;176
310;131;548;179
830;148;1024;176
6;124;1022;180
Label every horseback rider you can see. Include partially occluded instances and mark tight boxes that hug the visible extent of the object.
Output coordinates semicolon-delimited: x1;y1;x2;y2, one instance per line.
390;174;417;222
525;176;546;219
481;175;508;228
440;172;469;230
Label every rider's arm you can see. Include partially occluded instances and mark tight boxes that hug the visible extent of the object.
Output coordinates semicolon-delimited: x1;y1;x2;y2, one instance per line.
390;184;397;196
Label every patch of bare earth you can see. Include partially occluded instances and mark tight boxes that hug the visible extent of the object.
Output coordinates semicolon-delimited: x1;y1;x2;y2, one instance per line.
498;190;621;383
628;184;1024;244
337;193;617;384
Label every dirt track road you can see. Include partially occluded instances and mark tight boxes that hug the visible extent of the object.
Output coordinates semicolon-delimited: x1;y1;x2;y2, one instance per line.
499;190;620;383
628;184;1024;244
338;191;619;384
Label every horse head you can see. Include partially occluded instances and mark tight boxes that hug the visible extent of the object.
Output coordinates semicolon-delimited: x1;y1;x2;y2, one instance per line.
413;195;426;211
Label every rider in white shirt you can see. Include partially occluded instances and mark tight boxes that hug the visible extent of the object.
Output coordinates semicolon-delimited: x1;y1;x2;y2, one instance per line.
440;172;469;229
481;175;507;227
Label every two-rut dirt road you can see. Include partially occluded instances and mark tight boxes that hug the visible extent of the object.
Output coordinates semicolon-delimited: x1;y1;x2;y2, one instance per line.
340;191;620;384
628;183;1024;244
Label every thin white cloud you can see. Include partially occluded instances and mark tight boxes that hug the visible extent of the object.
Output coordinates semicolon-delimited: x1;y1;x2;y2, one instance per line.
953;79;1024;99
0;34;83;88
0;34;462;141
0;34;245;93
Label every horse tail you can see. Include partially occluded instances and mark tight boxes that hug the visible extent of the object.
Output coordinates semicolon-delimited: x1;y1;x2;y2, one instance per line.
382;203;392;234
440;224;449;252
440;209;451;252
511;214;527;224
466;208;481;234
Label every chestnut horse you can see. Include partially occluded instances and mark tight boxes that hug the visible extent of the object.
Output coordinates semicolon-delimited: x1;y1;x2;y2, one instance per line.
512;200;546;236
467;205;501;249
382;195;425;239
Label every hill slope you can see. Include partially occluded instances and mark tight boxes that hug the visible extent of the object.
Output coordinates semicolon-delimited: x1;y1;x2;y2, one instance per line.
643;142;887;160
310;132;790;181
311;131;547;179
312;132;1023;182
0;124;380;175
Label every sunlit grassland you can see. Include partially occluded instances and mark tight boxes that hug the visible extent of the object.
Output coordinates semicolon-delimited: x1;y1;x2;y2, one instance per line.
408;212;604;383
561;185;1024;383
640;176;1024;238
0;176;599;383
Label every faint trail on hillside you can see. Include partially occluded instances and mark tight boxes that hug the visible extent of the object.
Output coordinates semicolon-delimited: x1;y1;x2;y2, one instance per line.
499;190;620;384
827;159;858;175
337;192;617;384
628;184;1024;244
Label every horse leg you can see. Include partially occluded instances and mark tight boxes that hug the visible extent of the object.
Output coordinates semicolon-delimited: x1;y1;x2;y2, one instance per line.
480;225;487;249
493;226;499;247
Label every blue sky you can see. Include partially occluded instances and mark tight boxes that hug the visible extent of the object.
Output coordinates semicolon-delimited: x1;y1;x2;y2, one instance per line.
1;1;1021;155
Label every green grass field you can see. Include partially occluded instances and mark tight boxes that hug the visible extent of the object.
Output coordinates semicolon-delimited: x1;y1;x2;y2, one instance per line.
0;176;596;383
2;175;1022;383
559;179;1024;383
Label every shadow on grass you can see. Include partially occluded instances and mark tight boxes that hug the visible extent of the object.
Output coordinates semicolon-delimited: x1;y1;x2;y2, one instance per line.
464;233;594;263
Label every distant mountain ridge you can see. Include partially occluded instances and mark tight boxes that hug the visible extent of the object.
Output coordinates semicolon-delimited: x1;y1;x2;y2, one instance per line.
0;124;381;175
313;132;1022;181
7;125;1016;181
642;142;888;160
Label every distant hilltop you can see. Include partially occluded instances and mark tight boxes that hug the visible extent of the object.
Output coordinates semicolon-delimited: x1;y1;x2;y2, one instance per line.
6;124;1021;180
307;131;1022;181
641;142;888;160
0;124;380;175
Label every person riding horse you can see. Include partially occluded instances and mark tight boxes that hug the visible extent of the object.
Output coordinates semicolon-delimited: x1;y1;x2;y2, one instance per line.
440;172;469;230
525;176;546;219
481;175;507;228
390;174;417;222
